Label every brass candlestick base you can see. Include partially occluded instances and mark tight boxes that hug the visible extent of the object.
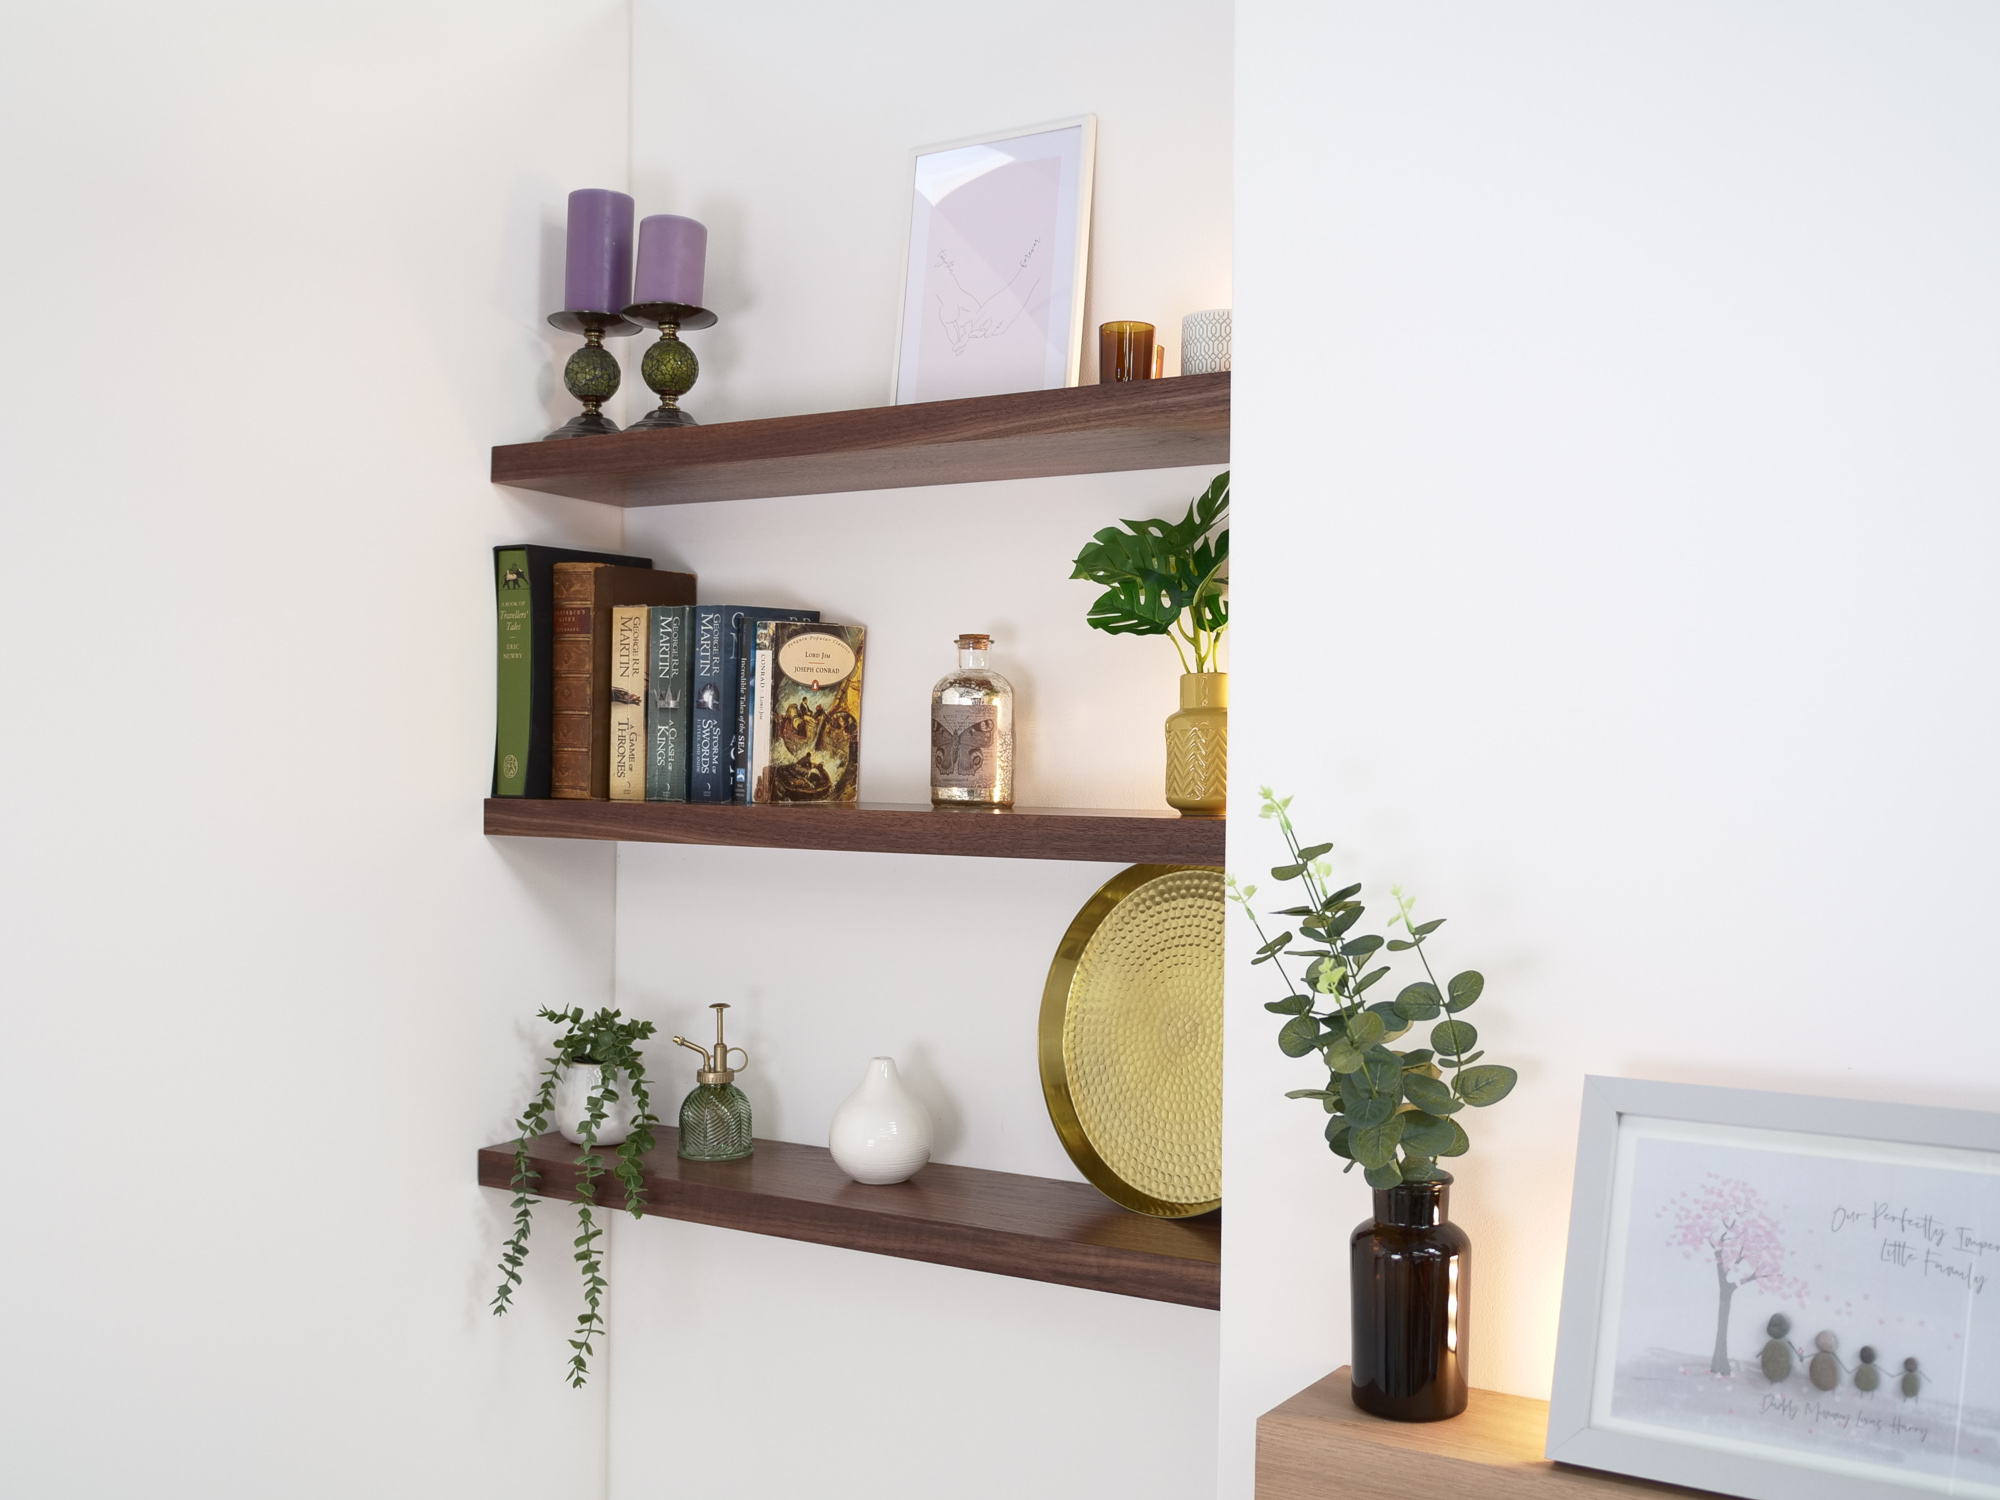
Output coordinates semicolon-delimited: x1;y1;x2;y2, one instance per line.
621;300;716;429
544;310;639;440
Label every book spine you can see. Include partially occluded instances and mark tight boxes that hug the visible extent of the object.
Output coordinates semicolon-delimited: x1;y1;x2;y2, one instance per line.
645;606;692;802
607;605;649;802
687;606;734;804
748;621;777;803
493;550;533;795
549;565;598;799
733;647;755;803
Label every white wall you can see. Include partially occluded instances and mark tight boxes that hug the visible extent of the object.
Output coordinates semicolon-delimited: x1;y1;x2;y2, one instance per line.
0;3;636;1494
605;5;1231;1498
1226;3;2000;1496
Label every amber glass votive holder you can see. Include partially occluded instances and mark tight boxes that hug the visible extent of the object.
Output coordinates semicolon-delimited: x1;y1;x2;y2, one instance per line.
1099;321;1156;383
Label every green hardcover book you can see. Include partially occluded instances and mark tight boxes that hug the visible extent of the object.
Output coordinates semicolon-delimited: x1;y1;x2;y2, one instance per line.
491;544;651;798
645;605;693;802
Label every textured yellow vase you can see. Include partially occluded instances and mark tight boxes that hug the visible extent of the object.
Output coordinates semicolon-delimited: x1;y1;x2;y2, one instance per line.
1165;672;1227;816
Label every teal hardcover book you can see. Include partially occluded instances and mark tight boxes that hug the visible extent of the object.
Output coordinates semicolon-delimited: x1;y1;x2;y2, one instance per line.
645;606;693;802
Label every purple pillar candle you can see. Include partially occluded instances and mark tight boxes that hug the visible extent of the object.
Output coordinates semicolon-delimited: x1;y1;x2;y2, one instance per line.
563;188;635;314
632;214;708;308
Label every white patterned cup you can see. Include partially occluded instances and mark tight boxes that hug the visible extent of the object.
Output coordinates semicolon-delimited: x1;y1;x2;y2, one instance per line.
829;1057;934;1185
1181;308;1232;374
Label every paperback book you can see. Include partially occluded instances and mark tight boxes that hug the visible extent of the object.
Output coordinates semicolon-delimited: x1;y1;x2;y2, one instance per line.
645;605;693;802
728;608;820;803
749;621;866;805
607;605;649;802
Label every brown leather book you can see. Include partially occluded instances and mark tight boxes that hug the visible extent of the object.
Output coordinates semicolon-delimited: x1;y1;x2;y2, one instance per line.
552;562;698;798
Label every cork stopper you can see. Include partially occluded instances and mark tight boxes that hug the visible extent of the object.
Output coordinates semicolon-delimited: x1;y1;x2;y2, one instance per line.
956;633;992;649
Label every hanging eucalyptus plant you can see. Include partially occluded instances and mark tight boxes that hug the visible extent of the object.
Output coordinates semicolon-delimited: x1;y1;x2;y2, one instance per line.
1069;469;1228;672
1228;789;1518;1189
491;1006;660;1387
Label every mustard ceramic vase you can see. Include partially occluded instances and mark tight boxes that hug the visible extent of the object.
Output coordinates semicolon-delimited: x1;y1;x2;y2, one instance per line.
1165;672;1227;816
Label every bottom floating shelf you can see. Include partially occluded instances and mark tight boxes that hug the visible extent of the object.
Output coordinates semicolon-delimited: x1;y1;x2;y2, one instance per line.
1259;1367;1696;1499
479;1129;1220;1309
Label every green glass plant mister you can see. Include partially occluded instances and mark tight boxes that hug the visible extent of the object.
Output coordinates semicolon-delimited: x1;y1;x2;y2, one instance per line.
672;1004;754;1161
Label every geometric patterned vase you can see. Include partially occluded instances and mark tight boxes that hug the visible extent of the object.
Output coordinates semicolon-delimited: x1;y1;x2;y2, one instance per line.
1165;672;1227;817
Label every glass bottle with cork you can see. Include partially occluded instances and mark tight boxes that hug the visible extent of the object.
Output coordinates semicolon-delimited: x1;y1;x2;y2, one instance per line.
671;1003;753;1161
931;633;1014;808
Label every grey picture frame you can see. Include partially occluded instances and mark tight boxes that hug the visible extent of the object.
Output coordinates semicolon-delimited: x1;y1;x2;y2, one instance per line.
1549;1075;2000;1500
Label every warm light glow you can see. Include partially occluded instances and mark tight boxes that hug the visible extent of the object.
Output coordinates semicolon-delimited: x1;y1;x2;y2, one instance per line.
1447;1256;1461;1352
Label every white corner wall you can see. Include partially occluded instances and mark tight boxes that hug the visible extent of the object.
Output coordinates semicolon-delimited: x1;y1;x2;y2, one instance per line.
604;5;1231;1499
1226;3;2000;1496
0;4;636;1495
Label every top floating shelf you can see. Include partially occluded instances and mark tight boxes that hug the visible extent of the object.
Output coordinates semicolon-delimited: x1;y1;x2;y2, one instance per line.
491;372;1231;507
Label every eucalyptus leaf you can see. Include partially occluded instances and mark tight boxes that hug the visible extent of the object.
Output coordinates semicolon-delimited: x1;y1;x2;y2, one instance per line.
1323;1038;1368;1074
1327;1123;1354;1159
1399;1156;1447;1181
1399;1111;1457;1156
1354;966;1391;993
1263;996;1314;1015
1327;907;1362;937
1343;1091;1396;1130
1386;939;1415;951
1350;1113;1408;1169
1277;1016;1321;1057
1284;1089;1336;1101
1414;918;1445;936
1453;1064;1519;1107
1398;1048;1436;1068
1393;982;1442;1021
1325;883;1363;904
1346;1010;1386;1048
1441;1119;1471;1156
1342;934;1384;958
1271;862;1306;881
1296;842;1333;861
1431;1019;1478;1060
1447;971;1485;1012
1363;1160;1405;1190
1255;932;1293;956
1401;1073;1462;1115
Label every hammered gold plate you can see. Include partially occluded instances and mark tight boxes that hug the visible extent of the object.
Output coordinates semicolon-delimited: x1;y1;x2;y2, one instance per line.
1038;864;1224;1218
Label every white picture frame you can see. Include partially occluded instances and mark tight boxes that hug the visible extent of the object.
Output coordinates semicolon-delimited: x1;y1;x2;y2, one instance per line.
890;116;1096;406
1550;1076;2000;1500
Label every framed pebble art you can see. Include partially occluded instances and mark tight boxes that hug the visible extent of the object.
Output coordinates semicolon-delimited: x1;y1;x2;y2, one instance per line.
1548;1076;2000;1500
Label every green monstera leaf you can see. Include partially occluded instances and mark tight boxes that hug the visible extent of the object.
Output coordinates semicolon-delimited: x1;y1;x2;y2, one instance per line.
1069;471;1228;638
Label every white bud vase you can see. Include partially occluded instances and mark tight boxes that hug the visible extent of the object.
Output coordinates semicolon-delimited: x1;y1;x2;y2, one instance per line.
553;1062;634;1146
829;1057;933;1185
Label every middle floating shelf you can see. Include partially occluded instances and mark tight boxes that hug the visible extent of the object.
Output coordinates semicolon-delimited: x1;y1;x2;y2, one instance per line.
484;798;1225;864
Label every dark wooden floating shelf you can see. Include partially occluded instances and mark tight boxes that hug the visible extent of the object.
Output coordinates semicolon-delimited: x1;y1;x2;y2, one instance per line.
481;1129;1219;1308
491;371;1230;507
484;797;1225;864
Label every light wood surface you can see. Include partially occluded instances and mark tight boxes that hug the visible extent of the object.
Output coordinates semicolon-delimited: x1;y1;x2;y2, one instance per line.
490;372;1230;506
1257;1368;1726;1500
480;1129;1219;1308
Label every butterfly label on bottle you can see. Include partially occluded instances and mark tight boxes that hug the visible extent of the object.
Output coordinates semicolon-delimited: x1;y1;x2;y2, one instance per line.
931;703;999;789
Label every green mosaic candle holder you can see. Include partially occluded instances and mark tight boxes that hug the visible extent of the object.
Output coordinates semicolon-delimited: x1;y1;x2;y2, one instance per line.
621;300;716;429
543;309;639;440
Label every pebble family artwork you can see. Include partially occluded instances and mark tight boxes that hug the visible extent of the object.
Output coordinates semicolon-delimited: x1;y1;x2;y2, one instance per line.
1593;1117;2000;1493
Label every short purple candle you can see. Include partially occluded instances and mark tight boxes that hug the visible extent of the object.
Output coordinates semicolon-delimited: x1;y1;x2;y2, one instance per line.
563;188;635;314
632;214;708;308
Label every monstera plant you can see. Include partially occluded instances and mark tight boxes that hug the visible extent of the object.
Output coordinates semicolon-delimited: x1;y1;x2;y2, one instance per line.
1069;469;1228;673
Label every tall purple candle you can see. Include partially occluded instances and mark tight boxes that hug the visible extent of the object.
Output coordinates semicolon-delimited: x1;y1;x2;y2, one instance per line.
632;214;708;308
563;188;635;314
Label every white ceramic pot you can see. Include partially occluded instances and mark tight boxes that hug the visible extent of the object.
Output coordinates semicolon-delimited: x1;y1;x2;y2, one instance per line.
553;1061;634;1146
829;1057;933;1185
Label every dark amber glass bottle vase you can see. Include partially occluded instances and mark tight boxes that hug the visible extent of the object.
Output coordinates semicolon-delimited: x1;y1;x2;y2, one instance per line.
1350;1174;1471;1421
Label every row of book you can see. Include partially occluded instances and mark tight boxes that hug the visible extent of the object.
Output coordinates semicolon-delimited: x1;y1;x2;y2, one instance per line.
492;545;866;805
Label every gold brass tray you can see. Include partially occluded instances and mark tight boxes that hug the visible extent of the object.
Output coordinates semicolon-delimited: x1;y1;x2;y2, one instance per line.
1038;863;1224;1218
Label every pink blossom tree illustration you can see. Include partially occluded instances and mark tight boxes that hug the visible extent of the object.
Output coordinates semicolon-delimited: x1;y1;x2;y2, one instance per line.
1668;1174;1806;1376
